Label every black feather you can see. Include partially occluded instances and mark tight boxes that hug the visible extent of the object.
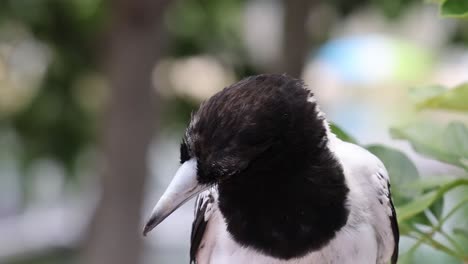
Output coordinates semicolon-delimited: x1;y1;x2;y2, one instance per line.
388;182;400;264
190;193;214;263
180;139;191;164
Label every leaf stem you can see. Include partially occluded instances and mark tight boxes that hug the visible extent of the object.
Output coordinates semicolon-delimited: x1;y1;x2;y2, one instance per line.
406;196;468;259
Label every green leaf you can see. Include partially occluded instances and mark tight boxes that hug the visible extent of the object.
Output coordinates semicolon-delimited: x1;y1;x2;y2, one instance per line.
397;179;468;222
407;211;433;228
429;196;444;219
405;176;455;192
366;144;420;204
397;190;440;221
453;228;468;238
418;83;468;111
330;123;358;144
442;122;468;160
397;250;415;264
391;121;468;169
398;221;414;235
409;84;446;104
441;0;468;17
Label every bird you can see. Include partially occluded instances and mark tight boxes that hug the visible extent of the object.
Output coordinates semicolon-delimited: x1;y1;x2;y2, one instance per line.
143;74;399;264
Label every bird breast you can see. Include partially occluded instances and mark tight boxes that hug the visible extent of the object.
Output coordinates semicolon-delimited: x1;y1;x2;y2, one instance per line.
195;202;380;264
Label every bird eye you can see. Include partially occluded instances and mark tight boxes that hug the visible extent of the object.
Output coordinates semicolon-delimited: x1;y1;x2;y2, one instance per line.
180;140;191;164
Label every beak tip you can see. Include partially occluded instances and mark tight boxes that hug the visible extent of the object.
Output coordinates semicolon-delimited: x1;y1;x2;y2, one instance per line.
142;225;151;236
142;159;202;237
142;217;157;236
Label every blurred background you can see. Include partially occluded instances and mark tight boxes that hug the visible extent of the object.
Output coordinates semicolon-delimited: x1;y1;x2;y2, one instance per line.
0;0;467;263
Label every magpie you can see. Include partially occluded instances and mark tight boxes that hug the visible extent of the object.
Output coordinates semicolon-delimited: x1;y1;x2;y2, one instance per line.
143;74;399;264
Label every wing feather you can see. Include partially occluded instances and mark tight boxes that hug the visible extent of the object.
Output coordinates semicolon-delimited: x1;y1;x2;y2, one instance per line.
330;138;399;264
375;168;399;264
190;190;215;263
386;179;399;264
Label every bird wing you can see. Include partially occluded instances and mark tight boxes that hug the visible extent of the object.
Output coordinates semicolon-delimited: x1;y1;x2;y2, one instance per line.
190;188;216;263
359;156;400;264
376;167;399;264
389;188;399;263
331;138;399;264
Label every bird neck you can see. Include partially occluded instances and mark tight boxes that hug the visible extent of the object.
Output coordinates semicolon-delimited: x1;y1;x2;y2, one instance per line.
217;136;349;260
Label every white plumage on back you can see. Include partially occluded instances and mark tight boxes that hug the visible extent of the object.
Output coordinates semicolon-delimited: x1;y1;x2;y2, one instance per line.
191;135;398;264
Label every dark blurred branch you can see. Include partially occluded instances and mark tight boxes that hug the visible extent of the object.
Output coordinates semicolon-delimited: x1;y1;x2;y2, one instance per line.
281;0;315;77
80;1;172;264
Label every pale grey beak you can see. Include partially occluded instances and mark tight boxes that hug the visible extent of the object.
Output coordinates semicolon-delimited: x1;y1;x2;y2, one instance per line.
143;159;207;236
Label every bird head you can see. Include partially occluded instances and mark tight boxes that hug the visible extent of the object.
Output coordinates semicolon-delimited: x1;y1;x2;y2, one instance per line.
143;74;328;236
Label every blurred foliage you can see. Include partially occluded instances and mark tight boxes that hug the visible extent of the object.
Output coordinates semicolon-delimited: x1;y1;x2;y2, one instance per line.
440;0;468;17
333;83;468;263
330;123;358;144
0;0;468;263
165;0;246;57
160;96;199;131
390;83;468;263
413;83;468;112
0;0;107;181
163;0;262;89
0;0;460;189
391;121;468;169
329;0;417;18
371;0;417;18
